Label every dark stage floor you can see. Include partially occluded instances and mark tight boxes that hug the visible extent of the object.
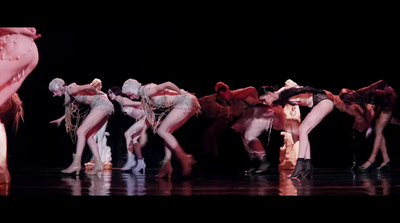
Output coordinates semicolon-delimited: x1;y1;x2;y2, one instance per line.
2;166;400;196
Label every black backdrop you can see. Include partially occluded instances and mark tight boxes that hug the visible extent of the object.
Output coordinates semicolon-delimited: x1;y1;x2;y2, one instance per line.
4;27;400;171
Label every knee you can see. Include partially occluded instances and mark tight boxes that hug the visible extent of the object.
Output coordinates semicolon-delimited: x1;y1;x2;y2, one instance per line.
124;131;131;139
244;133;256;145
87;137;96;145
157;128;168;139
76;128;87;138
298;125;309;137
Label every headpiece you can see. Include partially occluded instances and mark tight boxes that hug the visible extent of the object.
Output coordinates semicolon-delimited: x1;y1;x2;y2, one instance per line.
122;79;142;96
49;78;65;92
214;82;229;92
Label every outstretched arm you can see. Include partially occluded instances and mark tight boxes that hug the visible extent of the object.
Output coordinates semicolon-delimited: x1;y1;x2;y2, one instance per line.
233;87;261;105
356;80;387;96
198;94;231;118
121;97;141;107
49;114;66;127
147;81;184;97
68;83;97;96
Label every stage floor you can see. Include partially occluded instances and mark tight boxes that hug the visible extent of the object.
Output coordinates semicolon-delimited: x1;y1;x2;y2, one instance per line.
2;166;400;196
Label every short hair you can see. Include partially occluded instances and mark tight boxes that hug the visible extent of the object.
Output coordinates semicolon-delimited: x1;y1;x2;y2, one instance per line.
215;82;229;93
258;86;278;97
108;86;123;96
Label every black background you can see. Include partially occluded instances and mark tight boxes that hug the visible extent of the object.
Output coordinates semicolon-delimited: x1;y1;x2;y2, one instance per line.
4;24;400;172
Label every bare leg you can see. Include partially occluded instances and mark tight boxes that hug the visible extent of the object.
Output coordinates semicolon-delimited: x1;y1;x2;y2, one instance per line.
298;100;334;159
290;100;333;178
121;118;147;170
361;111;391;168
157;108;196;176
155;143;173;178
62;110;109;175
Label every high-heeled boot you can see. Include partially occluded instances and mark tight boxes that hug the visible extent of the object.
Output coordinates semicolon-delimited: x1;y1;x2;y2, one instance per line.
289;158;304;178
303;159;314;178
61;160;82;175
175;150;197;177
86;159;103;175
121;153;137;171
156;159;173;179
132;158;146;174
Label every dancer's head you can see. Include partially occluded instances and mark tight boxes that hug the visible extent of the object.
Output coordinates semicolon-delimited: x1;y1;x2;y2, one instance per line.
122;79;141;100
215;82;231;101
258;86;279;105
339;88;357;105
107;86;123;100
49;78;65;97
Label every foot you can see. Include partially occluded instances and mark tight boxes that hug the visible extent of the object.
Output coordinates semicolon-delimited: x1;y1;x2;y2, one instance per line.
357;160;376;172
181;154;197;176
132;159;146;175
376;160;391;172
379;160;391;167
61;164;81;175
121;154;137;171
86;164;103;175
156;160;173;179
361;160;374;169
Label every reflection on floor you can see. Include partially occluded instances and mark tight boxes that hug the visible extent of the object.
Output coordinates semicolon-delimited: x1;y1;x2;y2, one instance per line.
2;166;400;196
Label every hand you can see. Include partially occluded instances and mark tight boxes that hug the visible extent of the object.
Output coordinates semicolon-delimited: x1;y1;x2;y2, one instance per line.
383;85;392;93
49;119;62;127
70;83;78;88
366;104;375;110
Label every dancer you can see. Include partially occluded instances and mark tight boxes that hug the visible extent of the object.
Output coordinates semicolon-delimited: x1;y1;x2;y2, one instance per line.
231;81;302;174
108;86;149;174
330;91;372;169
85;79;113;171
122;79;200;177
49;78;114;175
1;27;40;184
198;82;260;166
339;80;397;172
264;83;335;179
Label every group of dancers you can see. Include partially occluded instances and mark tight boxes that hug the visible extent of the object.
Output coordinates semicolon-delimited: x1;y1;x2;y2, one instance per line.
48;76;399;180
1;27;398;185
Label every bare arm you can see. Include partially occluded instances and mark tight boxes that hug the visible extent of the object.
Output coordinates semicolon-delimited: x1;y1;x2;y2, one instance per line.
147;81;183;97
121;97;142;107
232;87;261;105
68;83;97;96
233;87;258;100
49;114;66;127
356;80;387;96
198;94;231;118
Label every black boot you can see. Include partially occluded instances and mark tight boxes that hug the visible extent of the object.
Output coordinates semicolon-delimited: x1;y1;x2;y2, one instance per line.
289;158;305;178
303;159;314;178
255;155;271;174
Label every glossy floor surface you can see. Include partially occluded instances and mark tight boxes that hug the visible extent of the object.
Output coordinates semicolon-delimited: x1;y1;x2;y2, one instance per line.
2;166;400;196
